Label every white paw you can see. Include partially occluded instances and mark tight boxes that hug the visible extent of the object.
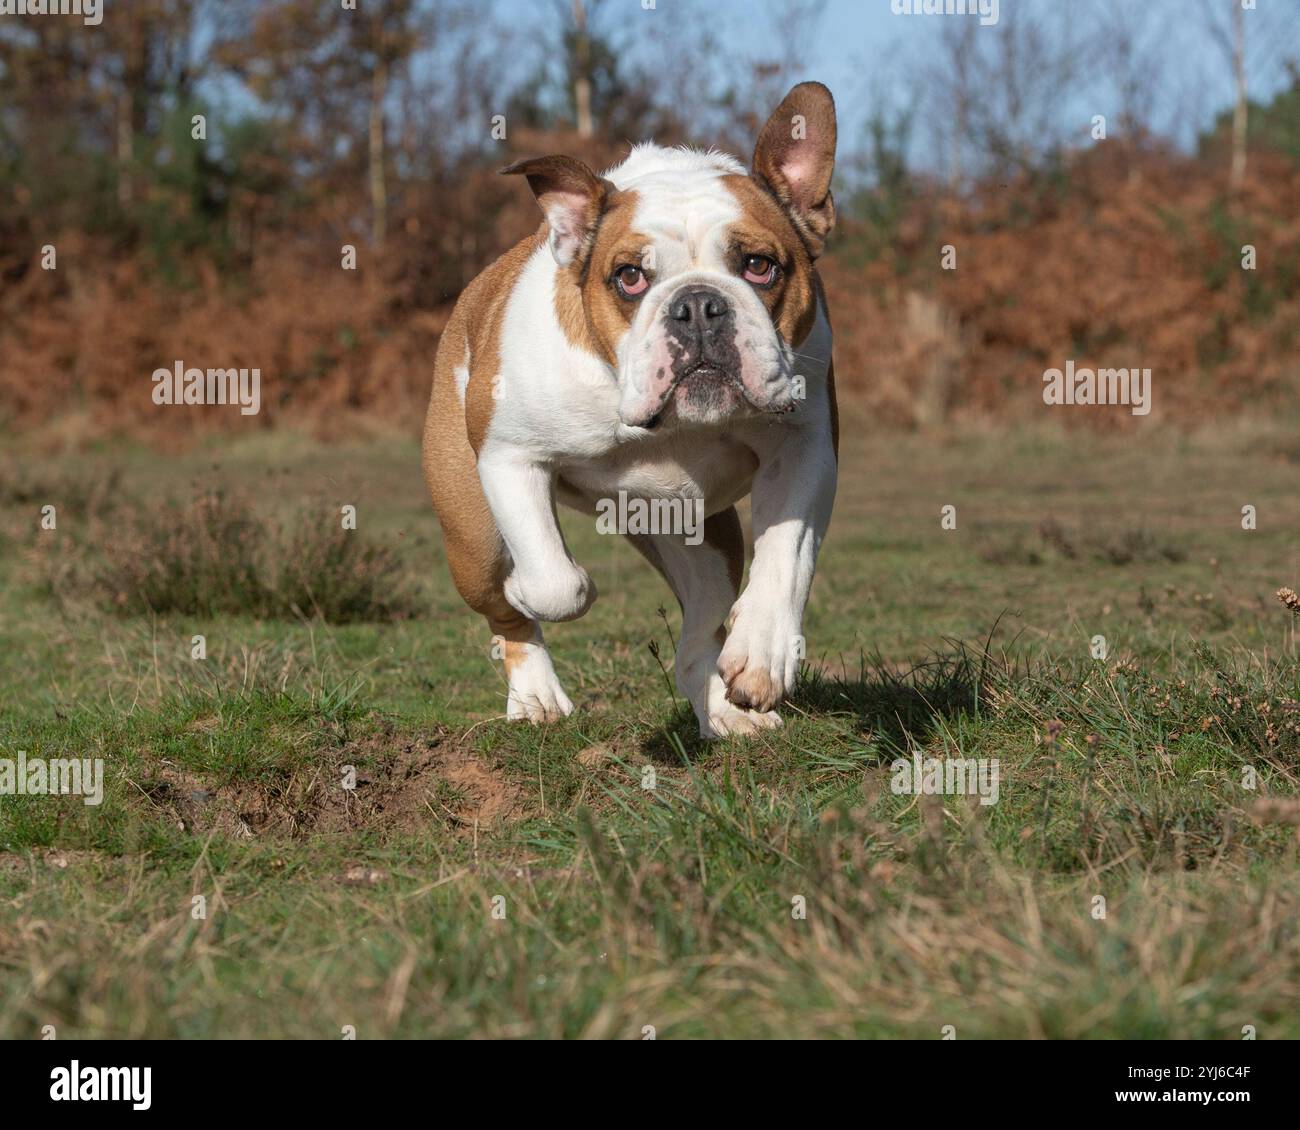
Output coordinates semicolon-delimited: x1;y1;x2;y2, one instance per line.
504;642;575;723
717;602;802;713
693;674;782;740
700;700;783;740
504;563;596;623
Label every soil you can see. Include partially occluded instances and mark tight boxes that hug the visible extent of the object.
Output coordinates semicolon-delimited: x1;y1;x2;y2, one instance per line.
140;730;528;840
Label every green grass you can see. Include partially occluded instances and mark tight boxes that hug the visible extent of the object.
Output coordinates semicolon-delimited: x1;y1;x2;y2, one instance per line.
1;416;1299;1038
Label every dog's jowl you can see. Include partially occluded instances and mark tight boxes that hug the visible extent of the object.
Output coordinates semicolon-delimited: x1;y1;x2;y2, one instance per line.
422;83;839;739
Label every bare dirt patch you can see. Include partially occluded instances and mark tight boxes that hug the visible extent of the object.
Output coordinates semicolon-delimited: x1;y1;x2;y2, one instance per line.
140;730;528;840
0;849;122;874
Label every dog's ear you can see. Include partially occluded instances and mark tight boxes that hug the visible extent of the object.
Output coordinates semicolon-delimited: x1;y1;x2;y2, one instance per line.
501;155;612;268
751;82;837;258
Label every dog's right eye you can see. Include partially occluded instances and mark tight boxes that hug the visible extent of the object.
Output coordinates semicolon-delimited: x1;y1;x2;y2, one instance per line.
613;265;649;299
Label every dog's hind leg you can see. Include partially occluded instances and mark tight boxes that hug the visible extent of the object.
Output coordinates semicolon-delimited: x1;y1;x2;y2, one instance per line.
627;506;781;740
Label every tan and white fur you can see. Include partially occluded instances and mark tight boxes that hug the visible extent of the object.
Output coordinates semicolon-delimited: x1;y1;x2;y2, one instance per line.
423;83;839;739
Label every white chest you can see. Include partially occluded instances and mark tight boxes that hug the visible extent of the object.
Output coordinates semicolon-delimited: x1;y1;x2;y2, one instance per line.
557;431;759;516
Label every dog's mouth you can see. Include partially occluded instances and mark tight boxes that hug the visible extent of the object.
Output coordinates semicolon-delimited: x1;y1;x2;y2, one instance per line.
679;360;795;413
632;336;799;430
638;360;793;430
680;361;735;385
662;361;746;420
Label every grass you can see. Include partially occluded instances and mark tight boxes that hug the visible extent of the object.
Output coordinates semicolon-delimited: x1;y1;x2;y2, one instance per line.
24;484;418;622
1;415;1299;1038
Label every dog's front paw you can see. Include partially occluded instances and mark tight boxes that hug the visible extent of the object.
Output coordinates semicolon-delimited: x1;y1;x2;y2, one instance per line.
504;563;596;622
507;672;575;723
717;604;802;713
700;700;783;740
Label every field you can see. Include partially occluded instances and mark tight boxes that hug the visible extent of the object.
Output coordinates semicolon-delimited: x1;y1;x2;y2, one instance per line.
2;415;1300;1039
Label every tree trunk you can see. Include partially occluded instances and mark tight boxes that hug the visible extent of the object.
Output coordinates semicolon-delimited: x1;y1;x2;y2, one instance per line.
369;59;388;246
572;0;593;139
116;89;134;208
1230;0;1247;193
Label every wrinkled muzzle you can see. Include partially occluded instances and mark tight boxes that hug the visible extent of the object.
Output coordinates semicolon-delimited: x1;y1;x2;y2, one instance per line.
618;274;796;428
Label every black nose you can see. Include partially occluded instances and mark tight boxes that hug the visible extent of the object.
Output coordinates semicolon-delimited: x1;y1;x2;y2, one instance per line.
669;287;730;329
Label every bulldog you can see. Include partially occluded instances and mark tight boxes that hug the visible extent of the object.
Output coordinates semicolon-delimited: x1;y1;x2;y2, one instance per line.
422;82;838;739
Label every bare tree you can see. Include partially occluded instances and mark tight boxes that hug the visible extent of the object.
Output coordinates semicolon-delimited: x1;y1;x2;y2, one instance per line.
572;0;594;138
1230;0;1247;191
1098;0;1169;140
916;4;1087;186
1200;0;1248;192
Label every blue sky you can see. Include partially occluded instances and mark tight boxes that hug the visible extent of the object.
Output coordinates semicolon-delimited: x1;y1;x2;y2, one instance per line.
490;0;1300;164
190;0;1300;179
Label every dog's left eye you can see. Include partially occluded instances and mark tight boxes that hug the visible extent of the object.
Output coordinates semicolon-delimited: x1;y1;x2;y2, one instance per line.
742;255;778;287
613;265;649;299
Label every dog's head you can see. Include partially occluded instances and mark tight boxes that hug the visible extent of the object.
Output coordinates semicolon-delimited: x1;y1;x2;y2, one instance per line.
502;82;836;429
